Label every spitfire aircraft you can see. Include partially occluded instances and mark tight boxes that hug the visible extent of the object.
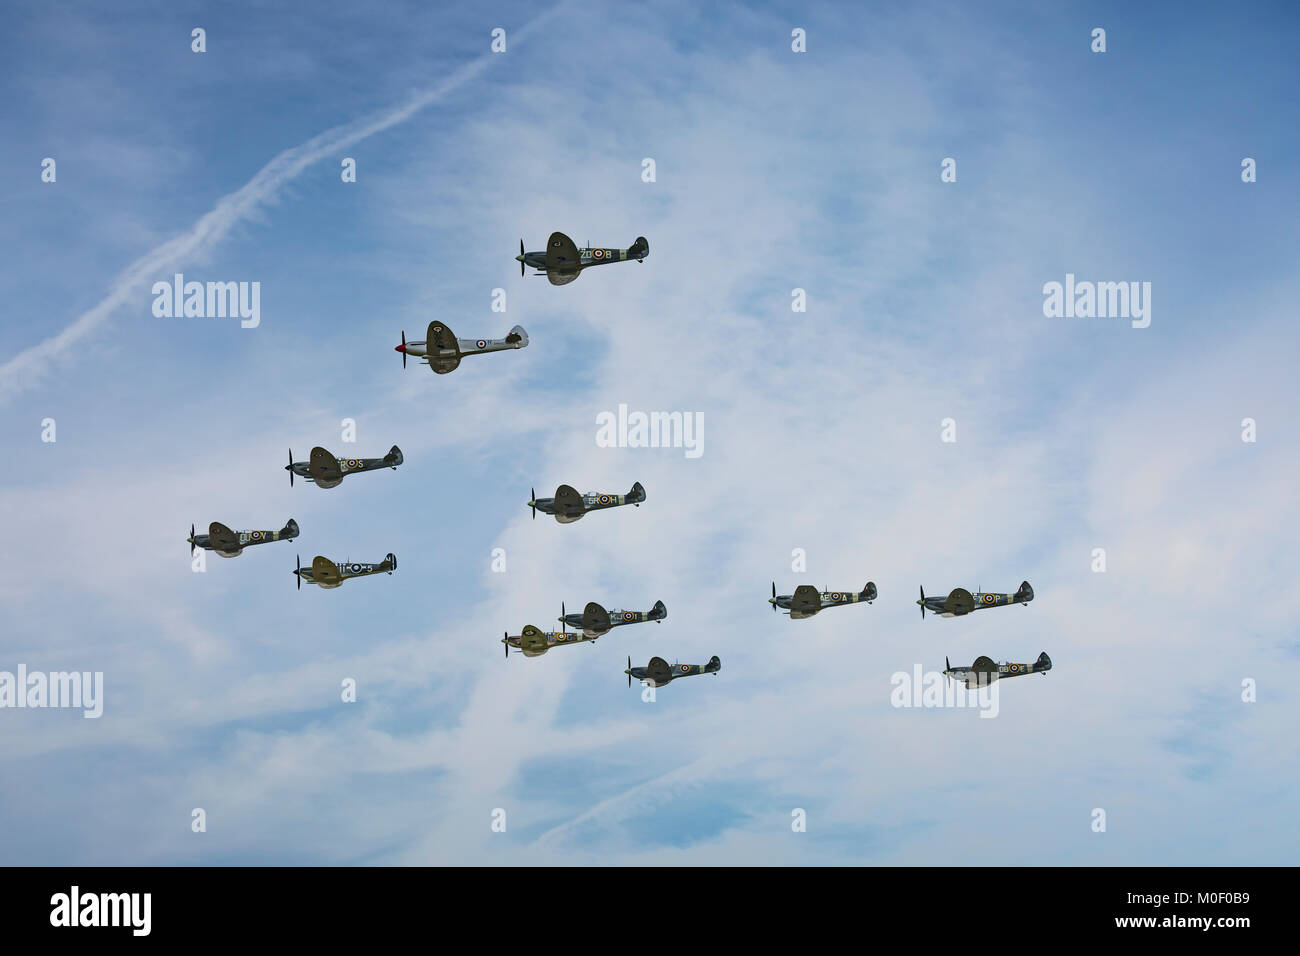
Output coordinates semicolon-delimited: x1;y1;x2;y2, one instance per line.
769;581;877;619
558;600;667;637
502;614;600;658
625;655;721;688
529;482;646;523
396;320;528;374
516;232;649;285
917;581;1034;618
294;553;396;590
286;446;403;489
943;652;1052;689
188;519;298;558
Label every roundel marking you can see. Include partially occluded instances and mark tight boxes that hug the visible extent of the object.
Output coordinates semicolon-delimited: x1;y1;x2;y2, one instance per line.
592;248;605;259
250;531;262;540
831;592;841;602
347;459;359;469
475;340;487;349
598;494;611;505
350;564;362;573
433;324;443;333
982;593;996;604
556;633;566;642
551;239;561;247
623;611;635;622
1009;663;1020;672
680;664;690;673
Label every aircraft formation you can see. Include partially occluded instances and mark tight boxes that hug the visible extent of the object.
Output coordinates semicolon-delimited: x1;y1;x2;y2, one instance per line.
186;228;1049;693
763;578;1046;691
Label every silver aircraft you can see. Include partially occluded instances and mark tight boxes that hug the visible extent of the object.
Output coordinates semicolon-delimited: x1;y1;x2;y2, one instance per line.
396;320;528;374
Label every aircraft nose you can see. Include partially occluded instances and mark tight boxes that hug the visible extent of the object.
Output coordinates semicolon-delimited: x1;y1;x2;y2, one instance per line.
395;343;406;352
515;255;524;262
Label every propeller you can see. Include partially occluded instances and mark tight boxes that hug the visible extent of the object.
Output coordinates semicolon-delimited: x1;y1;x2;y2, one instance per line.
399;329;407;368
505;631;509;659
519;238;525;277
295;554;301;591
770;581;777;612
627;655;632;688
561;602;566;634
919;585;926;619
190;523;196;557
945;655;951;672
287;448;294;487
530;487;536;520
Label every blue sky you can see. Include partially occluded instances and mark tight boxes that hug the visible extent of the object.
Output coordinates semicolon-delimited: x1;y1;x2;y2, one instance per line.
1;0;1297;865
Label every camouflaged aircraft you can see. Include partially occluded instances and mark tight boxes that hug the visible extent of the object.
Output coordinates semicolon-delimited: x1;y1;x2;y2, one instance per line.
529;482;646;523
502;615;599;658
395;320;528;374
918;581;1034;618
188;519;298;558
516;232;649;285
625;655;721;688
769;581;877;619
287;446;403;489
294;553;396;590
943;652;1052;689
559;599;667;637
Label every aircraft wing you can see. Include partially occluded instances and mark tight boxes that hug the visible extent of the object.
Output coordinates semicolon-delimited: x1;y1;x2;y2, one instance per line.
308;447;343;484
426;322;462;373
946;587;975;615
311;556;342;587
791;585;823;616
553;484;584;516
645;656;673;684
207;522;239;551
545;232;581;283
520;625;548;653
582;601;611;636
427;321;459;352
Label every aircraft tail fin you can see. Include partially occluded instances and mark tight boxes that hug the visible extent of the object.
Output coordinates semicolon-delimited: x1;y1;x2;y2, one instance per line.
628;236;649;260
384;445;404;466
860;581;877;601
386;552;397;571
1036;651;1052;672
650;599;667;620
707;655;721;672
1016;580;1034;603
628;481;646;503
506;325;529;347
282;518;300;538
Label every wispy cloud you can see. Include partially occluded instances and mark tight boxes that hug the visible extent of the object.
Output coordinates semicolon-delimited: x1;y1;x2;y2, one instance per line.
0;4;565;404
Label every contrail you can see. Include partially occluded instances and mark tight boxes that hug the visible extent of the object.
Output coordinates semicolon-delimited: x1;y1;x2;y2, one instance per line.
0;9;561;404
